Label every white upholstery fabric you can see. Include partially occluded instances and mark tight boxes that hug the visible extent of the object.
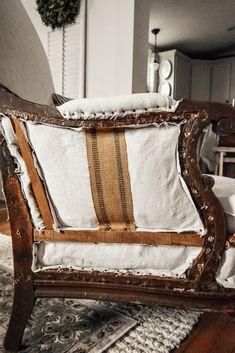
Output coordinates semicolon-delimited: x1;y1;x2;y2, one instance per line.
125;125;204;232
216;248;235;288
25;122;205;233
25;122;98;229
200;125;217;173
211;175;235;217
33;242;201;277
57;93;180;119
226;214;235;234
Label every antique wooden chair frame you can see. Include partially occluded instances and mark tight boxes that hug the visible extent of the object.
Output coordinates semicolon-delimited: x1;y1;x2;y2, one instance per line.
0;85;235;352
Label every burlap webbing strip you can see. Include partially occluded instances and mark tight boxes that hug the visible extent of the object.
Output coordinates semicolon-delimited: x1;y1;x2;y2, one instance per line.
86;128;135;231
11;118;53;229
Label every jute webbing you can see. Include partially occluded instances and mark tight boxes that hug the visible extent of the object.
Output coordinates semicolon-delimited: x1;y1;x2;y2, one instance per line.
86;128;135;231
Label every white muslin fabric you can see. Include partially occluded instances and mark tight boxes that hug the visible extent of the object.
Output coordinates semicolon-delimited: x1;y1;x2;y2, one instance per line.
216;247;235;288
25;122;98;229
25;122;204;233
125;125;204;232
33;242;201;278
210;174;235;217
199;125;217;173
57;93;180;119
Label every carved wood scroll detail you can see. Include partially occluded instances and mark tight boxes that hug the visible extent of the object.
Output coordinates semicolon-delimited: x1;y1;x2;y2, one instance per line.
178;113;227;290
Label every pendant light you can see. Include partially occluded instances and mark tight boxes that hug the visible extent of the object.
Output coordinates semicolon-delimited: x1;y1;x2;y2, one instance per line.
149;28;160;92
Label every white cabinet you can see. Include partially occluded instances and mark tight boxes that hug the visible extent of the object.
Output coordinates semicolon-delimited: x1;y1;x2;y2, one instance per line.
174;52;191;100
158;50;191;100
191;61;211;101
192;57;235;103
229;61;235;104
157;49;235;103
211;60;231;103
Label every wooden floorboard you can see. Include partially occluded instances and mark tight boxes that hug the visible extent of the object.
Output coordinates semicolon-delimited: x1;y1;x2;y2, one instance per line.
174;313;235;353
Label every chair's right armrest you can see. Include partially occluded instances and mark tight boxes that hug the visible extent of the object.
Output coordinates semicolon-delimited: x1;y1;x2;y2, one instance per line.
177;99;235;136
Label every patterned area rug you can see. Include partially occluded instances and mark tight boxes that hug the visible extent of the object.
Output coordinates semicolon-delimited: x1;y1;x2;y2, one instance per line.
0;234;201;353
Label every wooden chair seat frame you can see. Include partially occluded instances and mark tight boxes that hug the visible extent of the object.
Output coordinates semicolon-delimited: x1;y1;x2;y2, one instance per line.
0;85;235;352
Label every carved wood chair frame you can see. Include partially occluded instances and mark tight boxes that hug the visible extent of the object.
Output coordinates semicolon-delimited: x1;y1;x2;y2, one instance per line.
0;86;235;352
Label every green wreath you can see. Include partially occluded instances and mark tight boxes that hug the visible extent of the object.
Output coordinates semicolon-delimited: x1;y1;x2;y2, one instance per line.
36;0;81;30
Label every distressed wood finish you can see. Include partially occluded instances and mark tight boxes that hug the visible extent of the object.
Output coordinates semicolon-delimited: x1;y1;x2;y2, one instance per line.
0;135;35;352
1;84;235;351
178;115;227;289
34;229;204;247
177;99;235;135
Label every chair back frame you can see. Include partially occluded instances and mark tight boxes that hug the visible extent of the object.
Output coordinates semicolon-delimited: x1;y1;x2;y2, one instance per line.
0;86;235;352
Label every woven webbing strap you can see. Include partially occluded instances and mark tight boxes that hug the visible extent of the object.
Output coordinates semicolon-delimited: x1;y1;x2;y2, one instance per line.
86;128;135;231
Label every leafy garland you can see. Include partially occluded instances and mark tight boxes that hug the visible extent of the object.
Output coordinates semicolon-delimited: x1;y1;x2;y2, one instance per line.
36;0;81;30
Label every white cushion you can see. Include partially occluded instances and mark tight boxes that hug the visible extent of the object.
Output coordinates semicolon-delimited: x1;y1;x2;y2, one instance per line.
211;175;235;217
57;93;180;119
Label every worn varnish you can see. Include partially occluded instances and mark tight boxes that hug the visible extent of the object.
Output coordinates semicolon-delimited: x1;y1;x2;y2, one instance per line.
0;84;235;352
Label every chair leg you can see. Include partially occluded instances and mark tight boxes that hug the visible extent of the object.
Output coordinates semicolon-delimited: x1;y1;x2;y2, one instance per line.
4;282;35;353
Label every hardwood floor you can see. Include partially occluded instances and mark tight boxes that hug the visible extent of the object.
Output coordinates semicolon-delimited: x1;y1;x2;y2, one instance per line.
1;220;235;352
174;313;235;353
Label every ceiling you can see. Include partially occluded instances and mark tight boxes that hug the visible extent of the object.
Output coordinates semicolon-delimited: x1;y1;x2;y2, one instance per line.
149;0;235;59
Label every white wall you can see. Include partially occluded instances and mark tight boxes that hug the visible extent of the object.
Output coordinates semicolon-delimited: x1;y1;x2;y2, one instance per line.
86;0;149;97
0;0;54;104
132;0;150;93
19;0;150;99
21;0;49;53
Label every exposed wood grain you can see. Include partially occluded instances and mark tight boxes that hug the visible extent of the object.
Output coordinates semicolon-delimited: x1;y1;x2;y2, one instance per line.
0;208;8;222
177;99;235;134
34;228;205;246
34;283;235;312
178;118;227;289
174;313;235;353
12;118;53;229
2;174;35;352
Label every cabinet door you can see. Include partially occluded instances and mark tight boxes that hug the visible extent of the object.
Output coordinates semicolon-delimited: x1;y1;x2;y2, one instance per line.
191;63;211;100
174;54;191;100
211;62;230;103
229;60;235;104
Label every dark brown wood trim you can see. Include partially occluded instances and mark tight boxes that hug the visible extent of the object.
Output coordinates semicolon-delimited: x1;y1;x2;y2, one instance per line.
0;134;35;351
34;281;235;313
34;228;204;247
177;99;235;135
11;118;53;229
5;108;202;129
178;114;227;289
